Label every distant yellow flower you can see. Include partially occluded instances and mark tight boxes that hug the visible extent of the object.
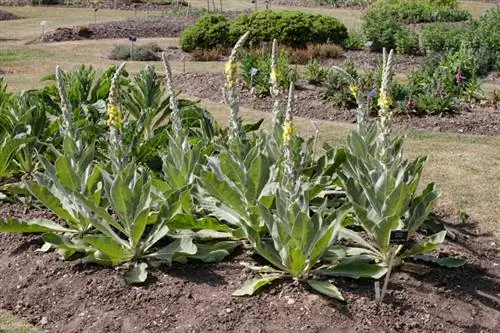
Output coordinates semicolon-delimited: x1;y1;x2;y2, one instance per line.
225;61;238;88
270;67;280;85
349;83;358;98
107;103;122;131
282;120;295;144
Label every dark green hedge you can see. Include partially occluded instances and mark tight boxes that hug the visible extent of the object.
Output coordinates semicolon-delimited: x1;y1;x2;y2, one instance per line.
180;11;349;52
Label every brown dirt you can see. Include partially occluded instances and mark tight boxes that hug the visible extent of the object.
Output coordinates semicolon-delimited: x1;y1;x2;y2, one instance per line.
0;9;17;21
0;203;499;332
41;16;196;43
174;71;500;136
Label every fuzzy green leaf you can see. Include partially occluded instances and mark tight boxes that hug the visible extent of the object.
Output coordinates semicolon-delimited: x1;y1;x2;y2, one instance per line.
124;263;148;285
307;279;344;301
414;254;466;268
0;217;73;233
400;231;447;259
321;260;387;279
233;274;283;296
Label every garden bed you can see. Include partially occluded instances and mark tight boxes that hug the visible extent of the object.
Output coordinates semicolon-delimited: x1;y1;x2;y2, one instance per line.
41;16;196;43
0;10;17;21
174;72;500;136
0;203;498;333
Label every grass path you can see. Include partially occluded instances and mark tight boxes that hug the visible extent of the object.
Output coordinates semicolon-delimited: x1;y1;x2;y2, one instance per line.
0;310;40;333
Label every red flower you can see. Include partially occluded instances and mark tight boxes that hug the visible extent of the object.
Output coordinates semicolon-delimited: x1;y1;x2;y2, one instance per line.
455;70;464;85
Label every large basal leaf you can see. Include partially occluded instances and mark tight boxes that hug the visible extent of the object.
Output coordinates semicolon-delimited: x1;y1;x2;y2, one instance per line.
174;241;238;263
413;254;466;268
83;235;133;264
24;181;78;226
0;217;73;233
400;230;447;259
321;259;388;279
307;279;344;301
233;274;283;296
145;237;197;264
42;233;89;259
124;262;148;285
168;214;234;233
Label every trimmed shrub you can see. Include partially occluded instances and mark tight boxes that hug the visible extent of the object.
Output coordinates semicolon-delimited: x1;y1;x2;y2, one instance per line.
362;13;402;52
420;23;472;54
229;11;348;49
395;28;421;55
110;43;162;61
180;14;230;52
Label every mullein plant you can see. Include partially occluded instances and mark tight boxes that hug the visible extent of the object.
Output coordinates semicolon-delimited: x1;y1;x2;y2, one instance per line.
232;82;350;300
336;49;463;303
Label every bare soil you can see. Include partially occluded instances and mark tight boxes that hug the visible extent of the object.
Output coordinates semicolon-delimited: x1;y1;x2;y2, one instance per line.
0;203;498;332
41;16;196;43
0;9;17;21
174;71;500;136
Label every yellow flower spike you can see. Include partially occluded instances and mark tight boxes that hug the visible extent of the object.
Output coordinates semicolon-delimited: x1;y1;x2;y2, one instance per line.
378;92;391;113
270;67;280;85
282;120;295;144
348;83;358;98
106;104;123;131
225;61;238;89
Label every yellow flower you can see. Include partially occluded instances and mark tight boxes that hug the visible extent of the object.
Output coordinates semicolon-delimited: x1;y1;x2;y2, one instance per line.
348;84;358;98
282;120;295;144
225;61;238;88
377;92;391;112
107;104;122;131
270;67;280;85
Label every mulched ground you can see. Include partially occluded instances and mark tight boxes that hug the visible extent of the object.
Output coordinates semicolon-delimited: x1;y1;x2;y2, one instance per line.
41;16;196;43
0;203;498;332
174;71;500;136
0;9;17;21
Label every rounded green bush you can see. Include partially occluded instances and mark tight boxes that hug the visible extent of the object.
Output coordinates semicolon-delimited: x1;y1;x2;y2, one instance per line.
180;14;230;52
229;11;348;49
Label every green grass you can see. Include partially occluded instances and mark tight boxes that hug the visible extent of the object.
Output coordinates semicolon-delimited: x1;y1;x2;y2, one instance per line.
0;310;41;333
0;49;48;63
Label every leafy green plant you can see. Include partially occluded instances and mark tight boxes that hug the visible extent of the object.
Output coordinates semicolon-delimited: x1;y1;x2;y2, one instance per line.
305;59;328;85
180;14;230;52
233;184;348;300
230;10;348;48
336;50;463;302
110;43;162;61
241;52;295;96
395;28;421;55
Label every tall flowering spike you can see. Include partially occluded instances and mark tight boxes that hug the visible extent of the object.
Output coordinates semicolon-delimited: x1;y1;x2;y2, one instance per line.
162;53;182;135
223;31;250;143
270;39;280;96
55;66;74;136
107;62;126;132
270;39;284;129
283;83;296;185
378;48;395;126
